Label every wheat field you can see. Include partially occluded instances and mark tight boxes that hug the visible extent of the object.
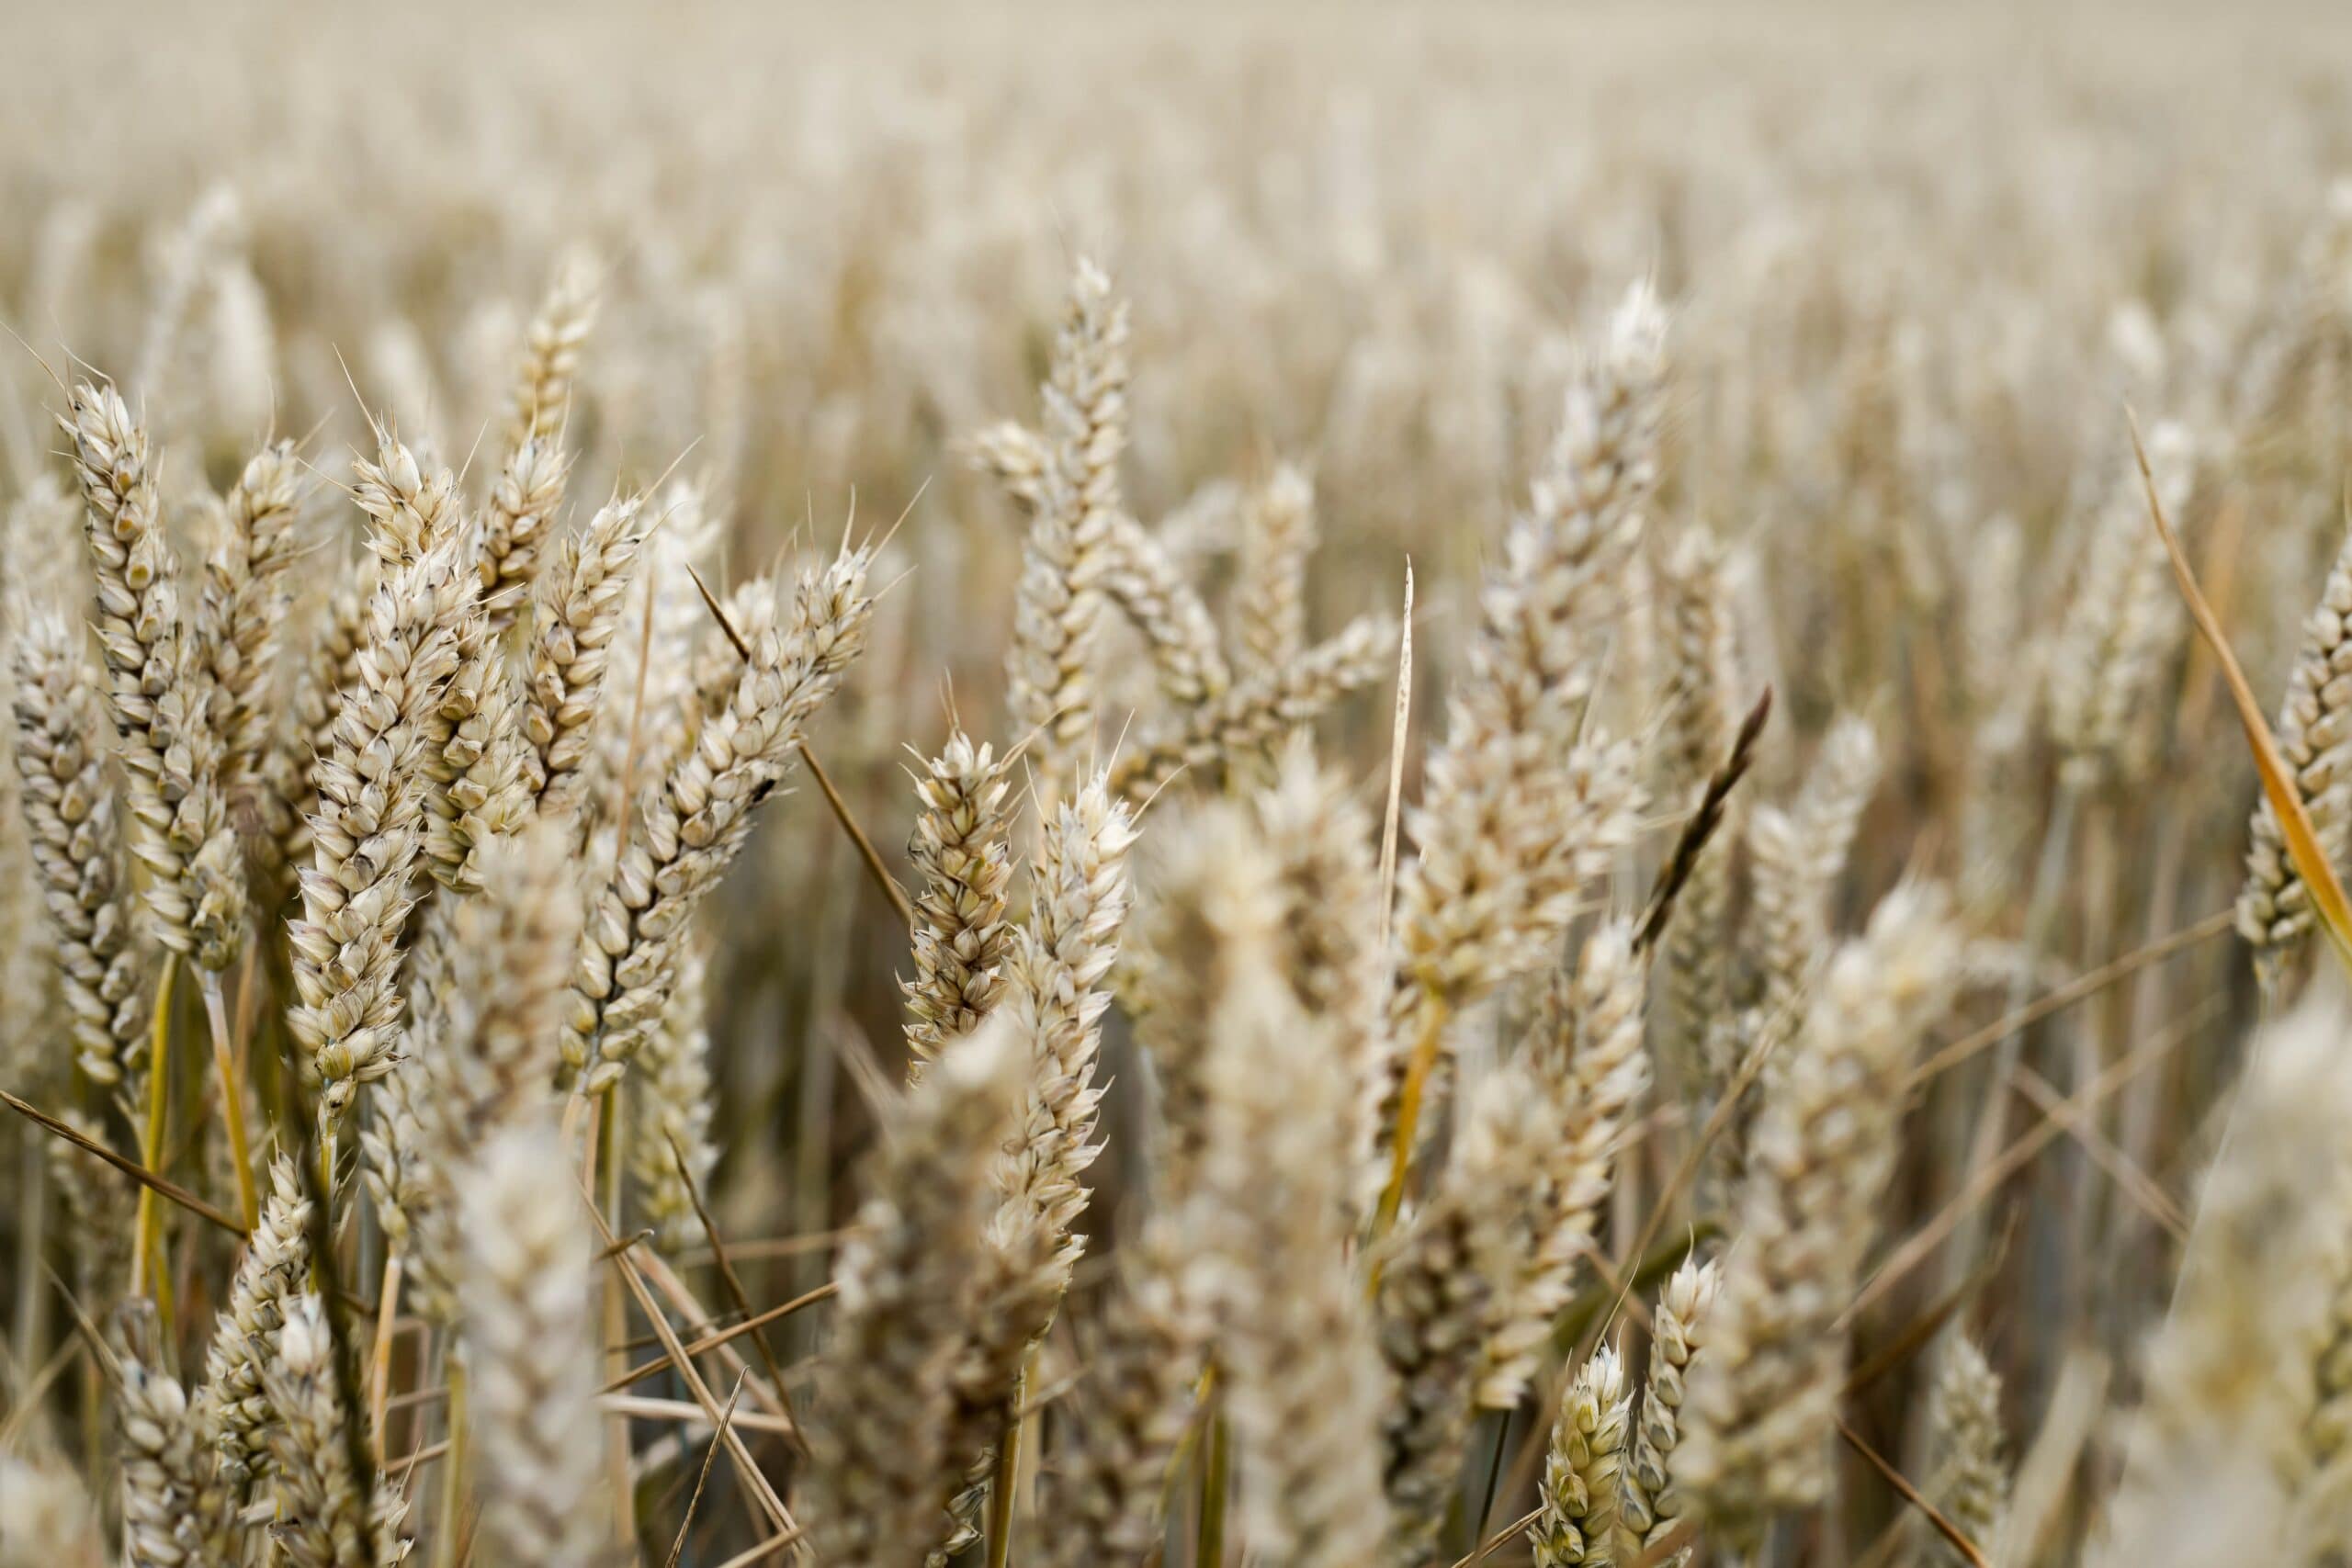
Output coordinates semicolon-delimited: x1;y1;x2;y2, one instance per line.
5;2;2352;1563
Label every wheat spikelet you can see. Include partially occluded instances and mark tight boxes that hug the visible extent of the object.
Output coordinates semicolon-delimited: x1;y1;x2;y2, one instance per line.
477;434;573;638
133;184;241;411
922;775;1137;1554
588;477;724;824
985;772;1137;1271
1677;884;1962;1536
1253;737;1393;1218
973;414;1224;708
1380;287;1665;1159
1125;798;1261;1194
351;434;463;563
806;1020;1025;1568
270;554;375;887
568;542;875;1090
43;1115;132;1305
1005;258;1129;803
457;1117;602;1568
2307;1257;2352;1507
373;823;579;1319
902;730;1015;1077
1617;1256;1721;1562
199;1153;311;1501
969;419;1049;511
1098;509;1230;705
1107;611;1396;802
7;606;149;1093
1744;713;1882;1027
418;614;530;896
1039;1218;1212;1568
1532;1347;1632;1568
927;1208;1069;1564
1044;804;1272;1565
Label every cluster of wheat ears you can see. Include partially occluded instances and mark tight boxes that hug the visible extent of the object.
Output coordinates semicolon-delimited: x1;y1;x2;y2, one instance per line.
17;5;2352;1566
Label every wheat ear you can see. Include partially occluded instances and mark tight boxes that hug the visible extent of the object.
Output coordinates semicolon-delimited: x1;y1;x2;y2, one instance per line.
805;1020;1025;1568
1617;1257;1721;1560
567;542;876;1090
1677;884;1962;1537
902;729;1016;1077
1532;1347;1633;1567
288;453;472;1127
199;1154;312;1501
1922;1336;2008;1568
1004;258;1129;805
457;1116;602;1568
504;250;600;453
524;491;651;821
263;1294;409;1567
7;606;149;1096
2239;518;2352;986
64;380;246;969
1204;810;1392;1567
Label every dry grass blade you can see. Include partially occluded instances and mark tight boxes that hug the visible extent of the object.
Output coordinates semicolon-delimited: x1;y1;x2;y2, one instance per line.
601;1282;840;1393
1836;1416;1990;1568
668;1371;749;1568
0;1089;245;1235
574;1173;796;1534
804;742;916;928
1377;558;1414;954
1635;684;1771;953
666;1130;804;1453
1905;908;2234;1091
1848;1006;2210;1323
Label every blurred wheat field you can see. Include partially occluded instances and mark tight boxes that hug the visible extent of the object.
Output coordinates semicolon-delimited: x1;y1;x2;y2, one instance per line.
7;2;2352;1563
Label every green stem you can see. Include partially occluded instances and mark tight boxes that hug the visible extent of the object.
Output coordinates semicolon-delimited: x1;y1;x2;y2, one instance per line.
986;1358;1033;1568
1197;1413;1230;1567
130;953;177;1300
433;1351;469;1568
